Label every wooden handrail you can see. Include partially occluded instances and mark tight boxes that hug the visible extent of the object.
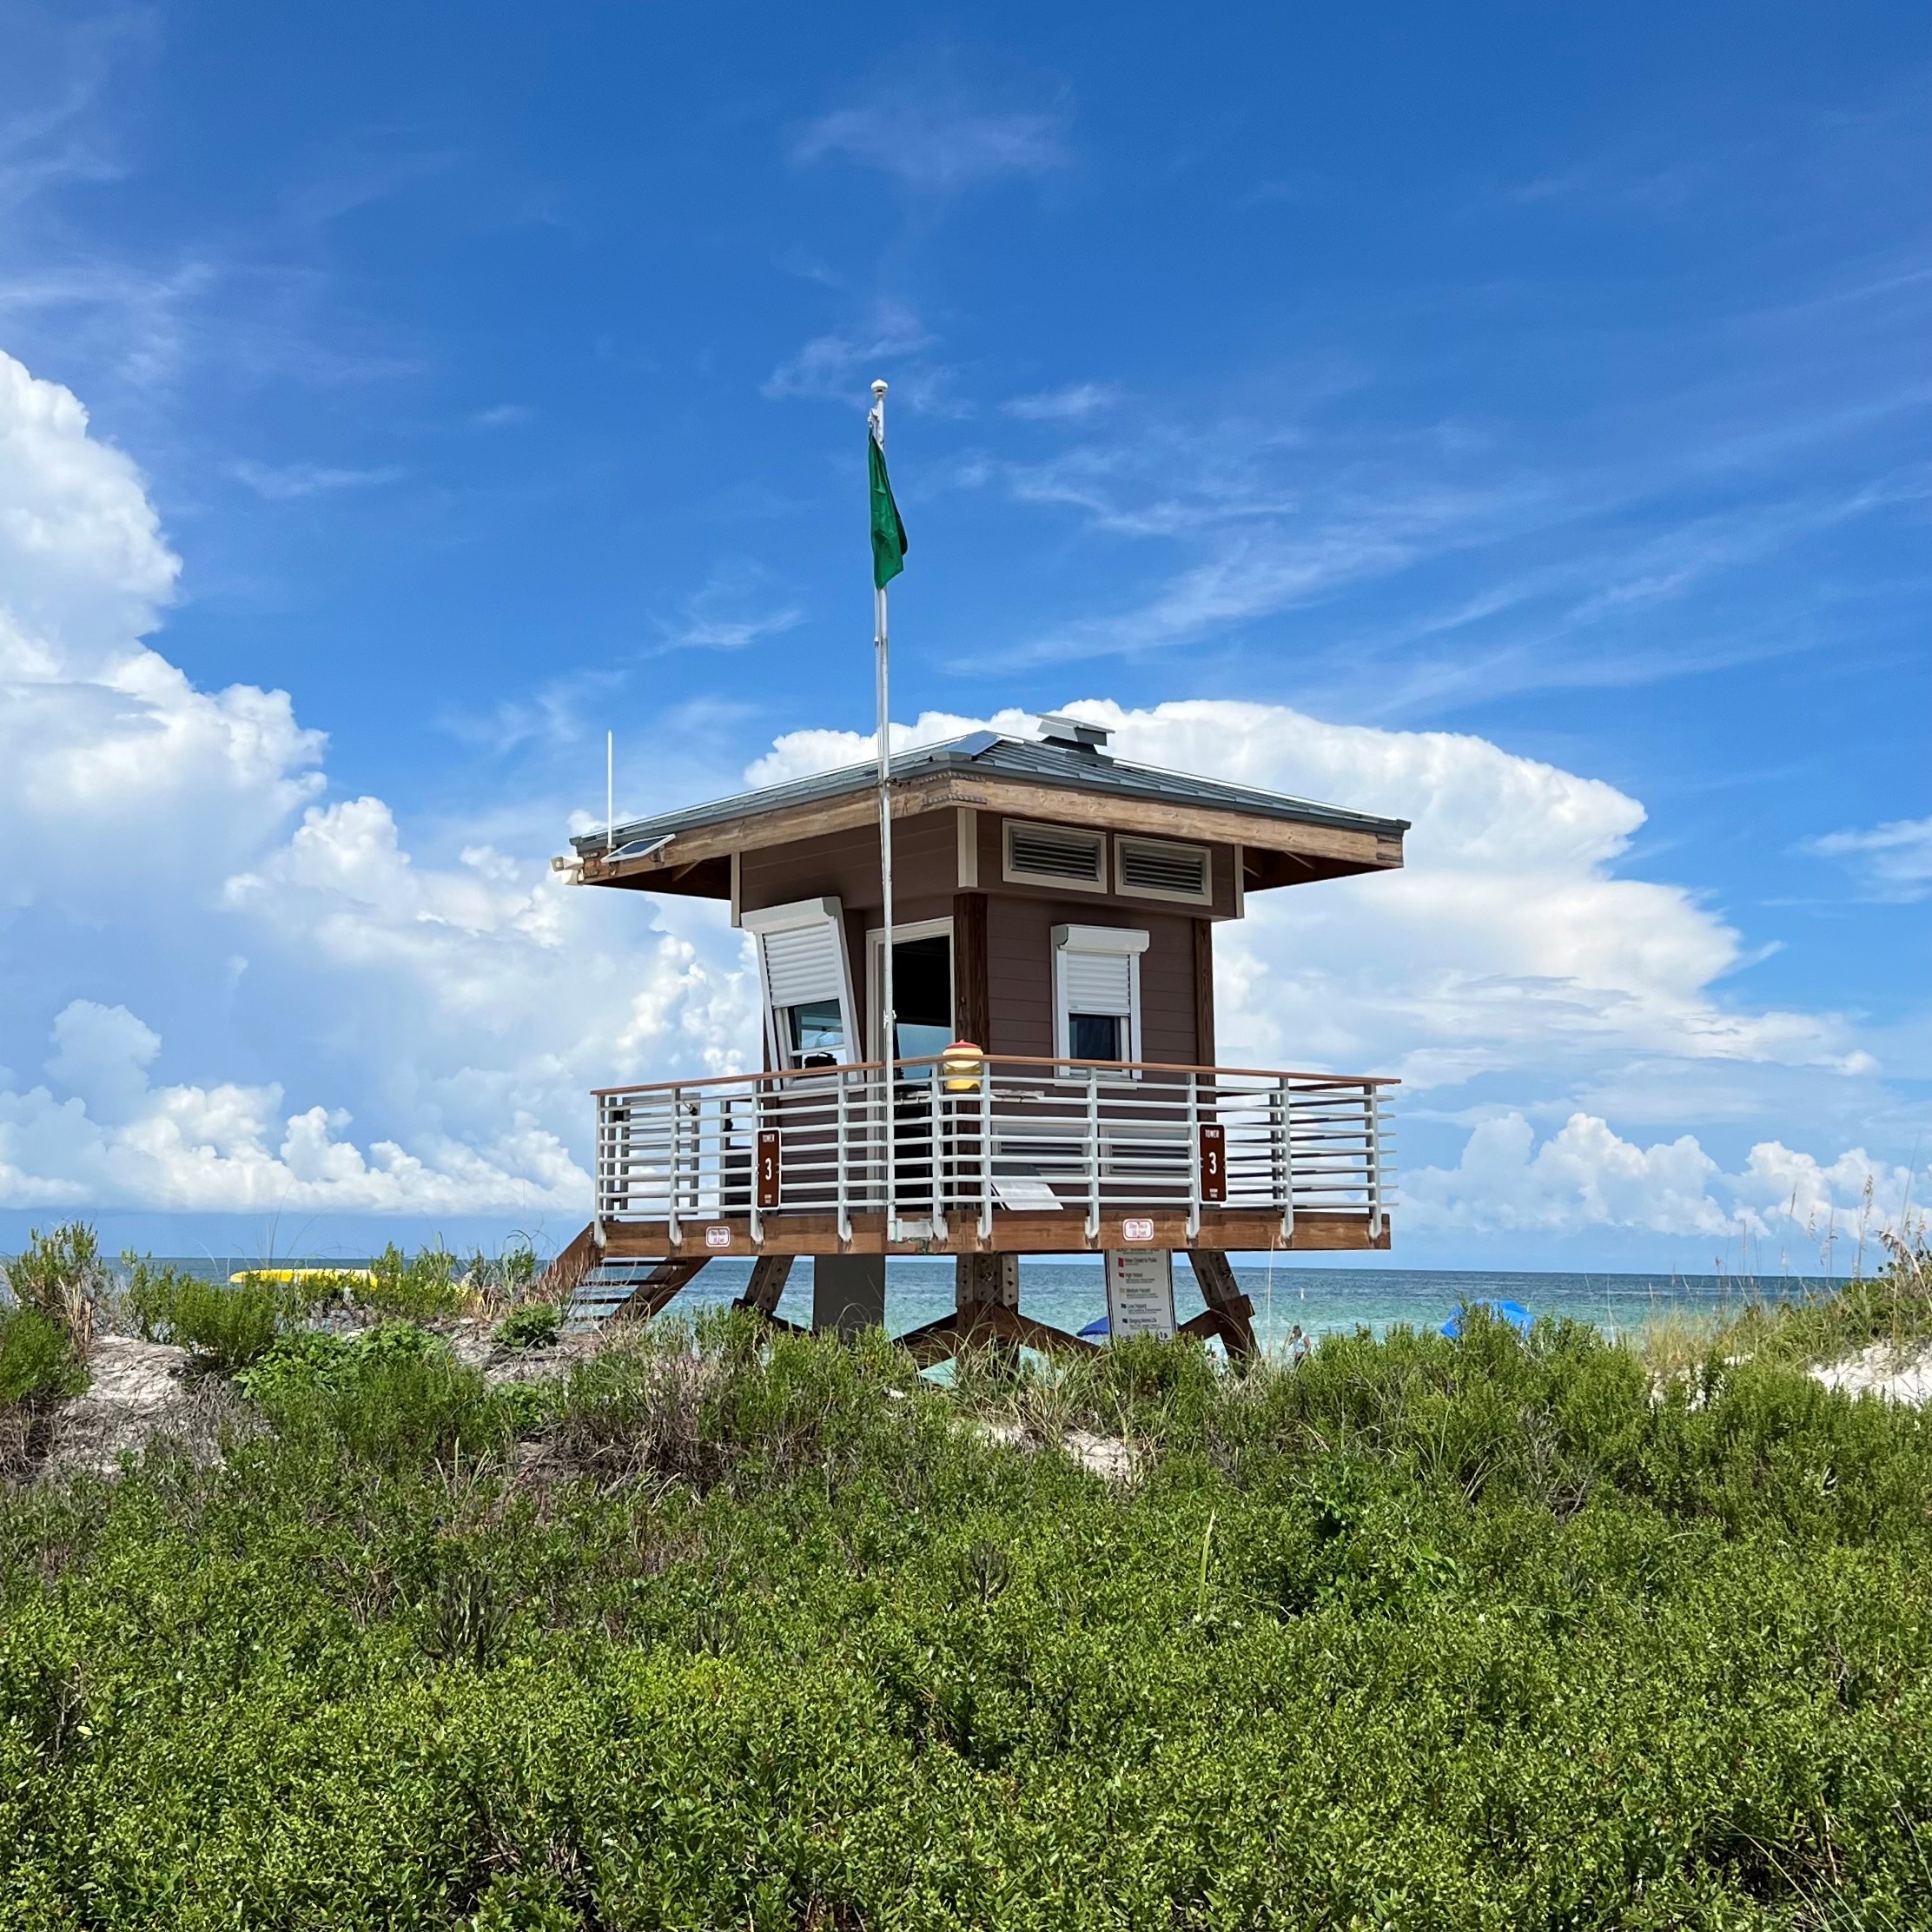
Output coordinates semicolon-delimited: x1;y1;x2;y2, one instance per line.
592;1056;1399;1098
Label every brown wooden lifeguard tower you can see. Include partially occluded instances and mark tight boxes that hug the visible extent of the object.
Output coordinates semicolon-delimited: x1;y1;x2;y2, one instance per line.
547;714;1405;1360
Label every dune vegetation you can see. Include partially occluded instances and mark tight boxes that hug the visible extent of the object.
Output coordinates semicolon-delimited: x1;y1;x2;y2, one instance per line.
3;1228;1931;1929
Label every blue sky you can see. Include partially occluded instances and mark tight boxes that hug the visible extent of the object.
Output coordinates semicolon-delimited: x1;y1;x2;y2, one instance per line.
0;2;1927;1269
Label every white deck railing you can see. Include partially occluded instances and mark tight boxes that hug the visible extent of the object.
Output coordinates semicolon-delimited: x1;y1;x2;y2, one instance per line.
592;1056;1394;1245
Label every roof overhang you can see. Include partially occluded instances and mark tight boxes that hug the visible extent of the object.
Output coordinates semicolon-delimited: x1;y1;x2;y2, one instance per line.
560;763;1403;897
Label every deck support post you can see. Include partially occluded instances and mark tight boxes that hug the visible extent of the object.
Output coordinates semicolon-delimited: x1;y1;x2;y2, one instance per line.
1188;1249;1260;1363
814;1254;886;1339
955;1253;1018;1313
733;1254;794;1322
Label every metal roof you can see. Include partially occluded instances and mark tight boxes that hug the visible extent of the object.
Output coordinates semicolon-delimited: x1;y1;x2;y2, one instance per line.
571;730;1409;857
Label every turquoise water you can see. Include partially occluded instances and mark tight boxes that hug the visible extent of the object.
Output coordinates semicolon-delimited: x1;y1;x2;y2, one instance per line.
124;1256;1824;1354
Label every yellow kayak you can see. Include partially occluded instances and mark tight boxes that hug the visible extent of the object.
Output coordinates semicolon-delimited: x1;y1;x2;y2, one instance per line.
228;1267;374;1284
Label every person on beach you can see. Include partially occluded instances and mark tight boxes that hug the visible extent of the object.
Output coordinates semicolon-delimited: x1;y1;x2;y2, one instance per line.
1288;1324;1312;1366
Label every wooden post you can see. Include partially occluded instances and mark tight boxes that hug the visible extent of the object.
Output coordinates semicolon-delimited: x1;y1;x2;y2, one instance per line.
955;1252;1019;1356
955;1253;1017;1312
734;1254;794;1319
954;890;990;1049
1193;917;1216;1069
609;1256;714;1325
1188;1248;1258;1362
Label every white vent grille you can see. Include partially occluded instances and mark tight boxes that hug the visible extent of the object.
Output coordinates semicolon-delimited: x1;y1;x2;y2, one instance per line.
1005;819;1106;889
1116;836;1212;904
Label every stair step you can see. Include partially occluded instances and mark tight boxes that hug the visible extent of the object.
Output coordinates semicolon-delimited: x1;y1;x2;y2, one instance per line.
563;1255;711;1331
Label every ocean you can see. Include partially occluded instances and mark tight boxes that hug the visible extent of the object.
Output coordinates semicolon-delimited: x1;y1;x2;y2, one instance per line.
122;1256;1826;1355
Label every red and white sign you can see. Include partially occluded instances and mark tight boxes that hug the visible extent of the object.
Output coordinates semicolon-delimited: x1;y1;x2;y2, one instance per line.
1105;1248;1176;1340
1121;1217;1155;1243
704;1225;732;1250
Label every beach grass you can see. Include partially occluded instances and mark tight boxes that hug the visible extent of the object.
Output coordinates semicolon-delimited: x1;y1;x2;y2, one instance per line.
2;1233;1931;1927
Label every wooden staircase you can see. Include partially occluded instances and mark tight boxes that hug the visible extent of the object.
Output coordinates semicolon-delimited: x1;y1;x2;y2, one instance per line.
535;1227;713;1332
536;1229;799;1333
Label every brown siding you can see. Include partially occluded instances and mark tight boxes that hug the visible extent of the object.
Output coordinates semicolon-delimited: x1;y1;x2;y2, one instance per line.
984;897;1199;1065
1137;912;1200;1064
985;896;1055;1058
738;812;956;919
738;806;1219;1068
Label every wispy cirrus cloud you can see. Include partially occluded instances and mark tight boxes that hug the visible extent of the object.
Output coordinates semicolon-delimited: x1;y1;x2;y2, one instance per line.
0;5;151;217
791;81;1070;194
1808;816;1932;903
226;458;406;500
762;298;968;414
761;297;931;401
652;566;804;657
1002;381;1118;421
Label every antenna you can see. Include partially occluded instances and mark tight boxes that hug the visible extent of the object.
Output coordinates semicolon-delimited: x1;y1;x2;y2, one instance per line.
606;731;614;851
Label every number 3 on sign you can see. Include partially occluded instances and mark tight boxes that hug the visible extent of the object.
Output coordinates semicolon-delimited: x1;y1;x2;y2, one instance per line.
1198;1122;1227;1204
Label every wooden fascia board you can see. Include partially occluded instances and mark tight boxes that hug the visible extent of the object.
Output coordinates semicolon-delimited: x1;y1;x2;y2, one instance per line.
578;774;954;883
577;767;1401;887
947;774;1401;870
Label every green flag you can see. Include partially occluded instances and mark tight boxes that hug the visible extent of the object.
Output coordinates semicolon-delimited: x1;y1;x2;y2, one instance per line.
868;427;907;589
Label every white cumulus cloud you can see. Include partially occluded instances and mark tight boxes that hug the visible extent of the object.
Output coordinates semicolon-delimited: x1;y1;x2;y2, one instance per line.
750;697;1868;1088
1406;1111;1922;1247
0;347;755;1221
0;347;1918;1253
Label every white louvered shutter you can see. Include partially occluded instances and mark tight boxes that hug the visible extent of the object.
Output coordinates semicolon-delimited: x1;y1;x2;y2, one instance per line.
1060;946;1134;1017
741;897;857;1070
760;919;844;1007
1054;924;1148;1069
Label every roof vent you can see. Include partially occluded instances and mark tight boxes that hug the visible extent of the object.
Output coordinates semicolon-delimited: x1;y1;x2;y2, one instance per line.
1035;713;1111;755
1005;819;1107;890
1117;836;1211;904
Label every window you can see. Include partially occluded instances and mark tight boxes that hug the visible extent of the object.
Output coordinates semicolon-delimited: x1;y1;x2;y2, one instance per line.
864;920;955;1065
1068;1013;1124;1061
742;897;858;1071
1004;818;1107;891
786;999;847;1063
1053;923;1149;1071
1116;835;1212;905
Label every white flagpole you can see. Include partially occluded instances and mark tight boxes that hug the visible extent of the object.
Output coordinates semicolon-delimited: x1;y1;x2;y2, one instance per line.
870;379;897;1242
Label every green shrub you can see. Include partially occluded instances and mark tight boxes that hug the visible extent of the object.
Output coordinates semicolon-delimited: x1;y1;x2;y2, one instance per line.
493;1301;561;1352
0;1307;86;1406
3;1221;109;1347
165;1280;277;1370
121;1266;314;1371
119;1256;189;1341
357;1243;467;1323
6;1286;1932;1925
465;1237;540;1300
241;1320;517;1469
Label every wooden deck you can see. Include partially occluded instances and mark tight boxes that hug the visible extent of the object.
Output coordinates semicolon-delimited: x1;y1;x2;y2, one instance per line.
597;1205;1390;1260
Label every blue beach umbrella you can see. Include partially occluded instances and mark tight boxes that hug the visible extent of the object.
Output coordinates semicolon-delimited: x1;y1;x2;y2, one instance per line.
1078;1315;1110;1339
1440;1299;1532;1340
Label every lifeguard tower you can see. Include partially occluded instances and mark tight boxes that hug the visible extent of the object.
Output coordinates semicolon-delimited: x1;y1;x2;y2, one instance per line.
547;713;1405;1361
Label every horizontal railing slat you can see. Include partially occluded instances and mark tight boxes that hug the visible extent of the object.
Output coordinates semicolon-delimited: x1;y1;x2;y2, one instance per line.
595;1056;1393;1230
